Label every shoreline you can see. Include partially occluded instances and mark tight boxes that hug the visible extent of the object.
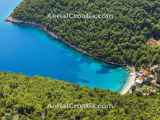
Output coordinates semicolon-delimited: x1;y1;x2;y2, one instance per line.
5;17;127;67
120;67;136;95
6;16;133;94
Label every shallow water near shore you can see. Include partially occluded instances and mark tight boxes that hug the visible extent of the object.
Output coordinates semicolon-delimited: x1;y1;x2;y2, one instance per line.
0;0;129;91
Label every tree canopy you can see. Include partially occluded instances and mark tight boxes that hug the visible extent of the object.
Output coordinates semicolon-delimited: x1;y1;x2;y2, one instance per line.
0;72;160;119
11;0;160;67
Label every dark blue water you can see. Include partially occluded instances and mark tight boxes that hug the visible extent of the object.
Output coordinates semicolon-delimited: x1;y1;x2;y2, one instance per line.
0;0;129;91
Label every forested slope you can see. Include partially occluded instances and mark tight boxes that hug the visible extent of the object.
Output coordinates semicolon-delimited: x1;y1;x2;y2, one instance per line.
0;72;160;119
11;0;160;66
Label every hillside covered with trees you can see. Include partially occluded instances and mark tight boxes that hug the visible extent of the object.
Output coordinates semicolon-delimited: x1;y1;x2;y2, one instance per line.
11;0;160;67
0;72;160;119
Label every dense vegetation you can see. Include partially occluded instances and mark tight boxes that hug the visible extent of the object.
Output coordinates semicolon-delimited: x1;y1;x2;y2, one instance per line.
5;1;160;119
11;0;160;67
0;72;160;119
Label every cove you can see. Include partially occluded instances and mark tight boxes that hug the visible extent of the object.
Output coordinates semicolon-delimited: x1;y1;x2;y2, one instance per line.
0;0;129;92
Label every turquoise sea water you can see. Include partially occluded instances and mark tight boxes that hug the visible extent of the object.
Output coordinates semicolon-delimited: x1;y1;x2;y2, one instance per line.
0;0;129;92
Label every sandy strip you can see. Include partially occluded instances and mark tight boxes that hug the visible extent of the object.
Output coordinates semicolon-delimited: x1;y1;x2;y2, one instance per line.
120;67;136;95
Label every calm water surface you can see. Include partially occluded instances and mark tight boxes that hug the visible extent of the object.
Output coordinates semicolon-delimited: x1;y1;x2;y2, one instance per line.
0;0;129;91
